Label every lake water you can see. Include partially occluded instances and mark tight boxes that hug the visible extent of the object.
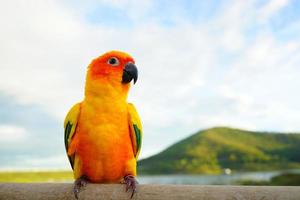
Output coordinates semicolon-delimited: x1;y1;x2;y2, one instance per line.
138;169;300;185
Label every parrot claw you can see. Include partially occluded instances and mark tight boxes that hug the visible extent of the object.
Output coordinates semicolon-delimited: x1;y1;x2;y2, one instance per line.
73;176;88;200
124;175;138;199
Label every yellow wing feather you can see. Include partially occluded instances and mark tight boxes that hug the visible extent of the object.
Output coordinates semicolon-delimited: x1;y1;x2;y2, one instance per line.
64;102;81;169
127;103;143;159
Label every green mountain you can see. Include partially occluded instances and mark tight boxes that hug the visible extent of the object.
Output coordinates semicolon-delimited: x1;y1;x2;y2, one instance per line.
138;127;300;174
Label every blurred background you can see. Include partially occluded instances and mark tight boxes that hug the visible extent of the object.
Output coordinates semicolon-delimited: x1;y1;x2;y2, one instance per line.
1;0;300;185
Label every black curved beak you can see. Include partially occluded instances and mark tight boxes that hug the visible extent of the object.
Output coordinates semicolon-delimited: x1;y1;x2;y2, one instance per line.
122;62;138;84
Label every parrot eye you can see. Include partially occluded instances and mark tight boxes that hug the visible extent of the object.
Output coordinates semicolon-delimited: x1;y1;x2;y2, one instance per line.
107;57;120;66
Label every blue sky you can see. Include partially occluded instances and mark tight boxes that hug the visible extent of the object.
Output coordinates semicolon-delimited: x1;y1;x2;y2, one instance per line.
0;0;300;169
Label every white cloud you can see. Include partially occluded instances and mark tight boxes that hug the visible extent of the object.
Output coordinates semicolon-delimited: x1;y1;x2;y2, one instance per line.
0;0;299;164
258;0;289;22
23;155;70;169
0;155;70;170
0;124;27;142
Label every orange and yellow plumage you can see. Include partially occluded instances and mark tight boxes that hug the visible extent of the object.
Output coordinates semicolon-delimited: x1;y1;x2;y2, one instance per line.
64;51;142;186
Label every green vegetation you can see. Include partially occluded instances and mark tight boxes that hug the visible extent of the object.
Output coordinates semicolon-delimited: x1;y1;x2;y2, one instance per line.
138;127;300;174
2;127;300;182
239;173;300;186
0;171;73;183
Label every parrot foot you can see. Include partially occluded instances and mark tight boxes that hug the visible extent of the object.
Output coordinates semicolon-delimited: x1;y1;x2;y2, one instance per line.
73;176;88;200
124;175;138;198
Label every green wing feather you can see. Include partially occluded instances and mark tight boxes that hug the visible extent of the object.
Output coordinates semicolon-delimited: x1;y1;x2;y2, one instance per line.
64;103;81;169
127;103;143;159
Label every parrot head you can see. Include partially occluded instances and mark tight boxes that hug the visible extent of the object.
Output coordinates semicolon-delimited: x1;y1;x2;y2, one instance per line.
85;50;138;98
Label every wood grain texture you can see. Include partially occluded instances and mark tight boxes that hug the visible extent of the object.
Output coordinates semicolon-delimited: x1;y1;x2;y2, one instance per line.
0;183;300;200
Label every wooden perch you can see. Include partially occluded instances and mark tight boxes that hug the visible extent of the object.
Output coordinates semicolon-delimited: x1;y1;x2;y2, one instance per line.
0;183;300;200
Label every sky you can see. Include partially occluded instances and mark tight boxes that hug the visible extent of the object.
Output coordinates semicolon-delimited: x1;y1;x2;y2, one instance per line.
0;0;300;170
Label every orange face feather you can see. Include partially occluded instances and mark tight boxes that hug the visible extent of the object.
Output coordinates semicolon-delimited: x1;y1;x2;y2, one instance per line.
84;51;137;101
89;51;135;78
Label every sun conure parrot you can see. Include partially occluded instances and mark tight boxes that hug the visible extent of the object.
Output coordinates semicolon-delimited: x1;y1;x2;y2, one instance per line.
64;51;142;199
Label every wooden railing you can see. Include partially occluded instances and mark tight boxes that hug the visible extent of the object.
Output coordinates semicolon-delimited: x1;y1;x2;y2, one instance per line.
0;183;300;200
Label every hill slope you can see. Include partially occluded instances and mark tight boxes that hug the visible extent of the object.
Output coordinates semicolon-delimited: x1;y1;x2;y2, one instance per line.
138;127;300;174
